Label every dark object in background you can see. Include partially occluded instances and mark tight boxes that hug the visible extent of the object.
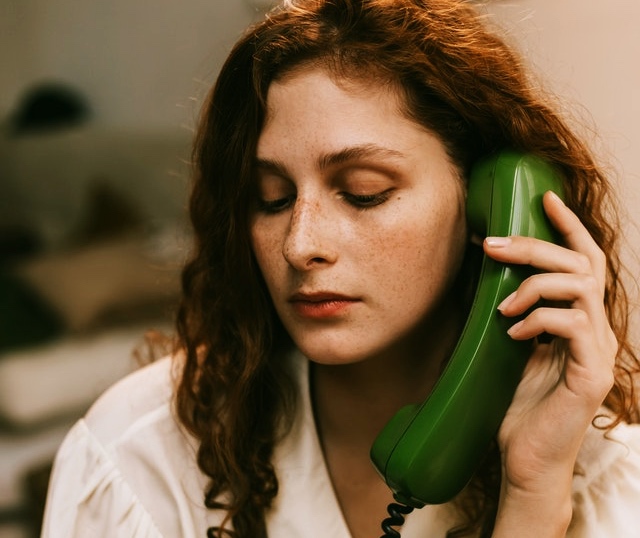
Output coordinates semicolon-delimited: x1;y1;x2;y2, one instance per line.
0;271;64;352
9;82;90;136
0;82;91;349
0;226;42;264
23;461;53;538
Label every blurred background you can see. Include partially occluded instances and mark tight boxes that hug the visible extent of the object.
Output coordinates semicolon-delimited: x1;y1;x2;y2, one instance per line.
0;1;638;537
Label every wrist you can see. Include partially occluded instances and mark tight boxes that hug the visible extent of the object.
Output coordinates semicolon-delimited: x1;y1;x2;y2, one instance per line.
493;486;572;538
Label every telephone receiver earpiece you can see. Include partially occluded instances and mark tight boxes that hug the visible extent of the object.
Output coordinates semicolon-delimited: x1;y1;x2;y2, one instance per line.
370;150;564;508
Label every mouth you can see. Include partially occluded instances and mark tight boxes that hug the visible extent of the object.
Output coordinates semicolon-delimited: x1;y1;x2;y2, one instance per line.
288;291;360;319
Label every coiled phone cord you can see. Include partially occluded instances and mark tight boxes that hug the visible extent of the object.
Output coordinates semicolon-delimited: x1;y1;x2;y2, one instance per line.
379;501;414;537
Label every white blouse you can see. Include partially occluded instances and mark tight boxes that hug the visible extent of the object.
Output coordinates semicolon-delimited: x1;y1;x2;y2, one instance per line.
42;354;640;537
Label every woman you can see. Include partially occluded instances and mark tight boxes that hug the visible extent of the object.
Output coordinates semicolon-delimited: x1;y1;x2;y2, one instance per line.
43;1;640;537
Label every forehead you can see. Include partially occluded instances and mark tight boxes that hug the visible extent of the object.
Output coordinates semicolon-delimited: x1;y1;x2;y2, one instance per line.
264;64;410;123
255;67;463;183
260;69;417;146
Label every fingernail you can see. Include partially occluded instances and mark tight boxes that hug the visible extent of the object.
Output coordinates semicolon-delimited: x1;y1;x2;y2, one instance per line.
485;236;511;248
507;320;524;337
497;291;516;312
548;190;565;205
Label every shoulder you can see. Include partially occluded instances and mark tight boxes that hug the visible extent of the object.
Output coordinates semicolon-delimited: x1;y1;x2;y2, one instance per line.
43;356;214;537
83;355;178;445
569;413;640;536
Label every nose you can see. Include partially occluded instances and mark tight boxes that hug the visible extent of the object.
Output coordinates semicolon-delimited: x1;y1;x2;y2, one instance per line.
283;197;338;270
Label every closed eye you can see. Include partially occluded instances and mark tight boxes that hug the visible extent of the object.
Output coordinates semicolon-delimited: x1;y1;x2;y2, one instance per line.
252;162;295;214
256;194;296;214
340;189;394;209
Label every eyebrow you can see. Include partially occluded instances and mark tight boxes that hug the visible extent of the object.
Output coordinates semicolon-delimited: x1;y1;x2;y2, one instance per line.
317;144;406;169
254;143;406;177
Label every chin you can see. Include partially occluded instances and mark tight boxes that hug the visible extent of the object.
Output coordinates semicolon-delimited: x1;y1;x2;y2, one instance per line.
294;340;370;366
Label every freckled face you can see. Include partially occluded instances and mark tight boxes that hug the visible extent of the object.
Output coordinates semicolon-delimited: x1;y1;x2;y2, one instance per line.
249;68;467;366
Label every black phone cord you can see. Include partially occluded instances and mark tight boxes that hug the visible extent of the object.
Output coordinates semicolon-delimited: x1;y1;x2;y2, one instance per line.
379;501;414;537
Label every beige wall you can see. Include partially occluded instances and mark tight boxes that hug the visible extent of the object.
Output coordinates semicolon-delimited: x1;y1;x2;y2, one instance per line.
484;0;640;343
0;0;259;129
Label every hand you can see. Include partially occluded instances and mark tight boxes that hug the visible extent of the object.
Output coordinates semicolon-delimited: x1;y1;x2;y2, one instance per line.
484;191;618;536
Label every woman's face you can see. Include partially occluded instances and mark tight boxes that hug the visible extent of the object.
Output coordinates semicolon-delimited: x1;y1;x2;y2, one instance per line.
249;67;468;366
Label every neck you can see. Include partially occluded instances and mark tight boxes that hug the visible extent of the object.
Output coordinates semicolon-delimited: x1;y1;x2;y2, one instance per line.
307;296;465;538
311;295;464;452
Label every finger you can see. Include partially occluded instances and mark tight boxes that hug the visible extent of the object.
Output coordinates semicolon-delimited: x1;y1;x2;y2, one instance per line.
507;307;616;370
542;191;607;286
498;273;605;319
483;192;608;288
498;272;613;351
484;235;597;283
507;306;587;342
506;307;614;398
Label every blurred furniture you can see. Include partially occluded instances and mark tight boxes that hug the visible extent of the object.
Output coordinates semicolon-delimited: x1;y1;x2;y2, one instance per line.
0;124;190;537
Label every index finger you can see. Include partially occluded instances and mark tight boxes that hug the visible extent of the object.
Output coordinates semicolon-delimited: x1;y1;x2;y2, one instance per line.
542;190;607;286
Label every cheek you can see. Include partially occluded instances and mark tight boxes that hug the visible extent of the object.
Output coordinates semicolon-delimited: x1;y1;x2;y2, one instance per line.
249;222;279;284
378;198;467;300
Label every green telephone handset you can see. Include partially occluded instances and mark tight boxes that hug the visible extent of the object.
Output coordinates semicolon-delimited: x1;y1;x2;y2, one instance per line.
370;150;565;508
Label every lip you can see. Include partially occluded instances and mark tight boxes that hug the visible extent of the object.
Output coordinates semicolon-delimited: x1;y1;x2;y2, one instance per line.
288;291;360;319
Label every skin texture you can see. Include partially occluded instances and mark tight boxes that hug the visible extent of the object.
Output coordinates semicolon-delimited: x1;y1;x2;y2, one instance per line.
250;68;467;370
249;68;468;535
249;68;617;537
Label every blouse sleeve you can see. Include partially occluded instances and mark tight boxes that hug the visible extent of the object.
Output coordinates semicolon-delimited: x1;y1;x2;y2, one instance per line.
568;420;640;537
41;419;163;538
